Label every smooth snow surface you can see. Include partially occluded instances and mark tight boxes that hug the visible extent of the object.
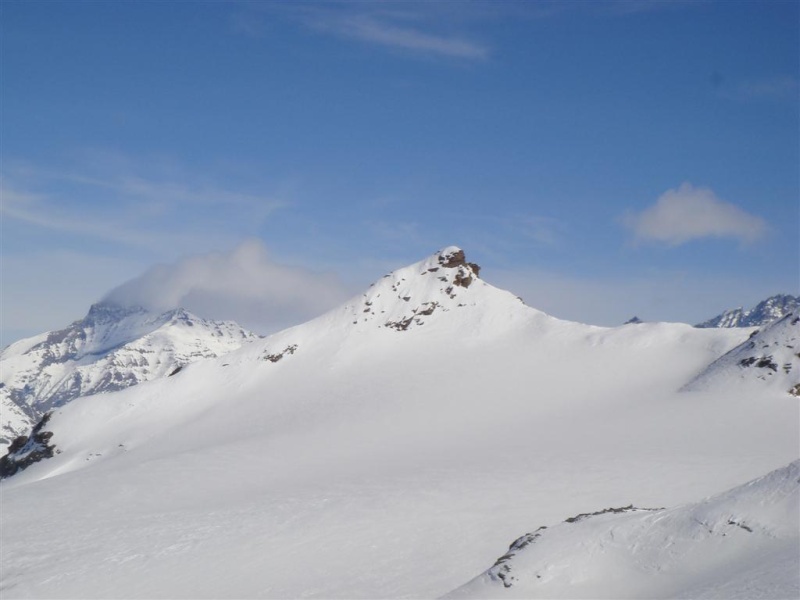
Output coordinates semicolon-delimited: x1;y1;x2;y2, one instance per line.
1;248;798;599
445;460;800;599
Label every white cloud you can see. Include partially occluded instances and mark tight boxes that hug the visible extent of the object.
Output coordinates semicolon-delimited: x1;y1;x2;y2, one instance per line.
622;183;767;245
104;240;353;334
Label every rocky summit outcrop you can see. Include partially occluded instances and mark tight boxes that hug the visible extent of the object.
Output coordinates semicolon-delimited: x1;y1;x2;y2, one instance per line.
342;246;497;333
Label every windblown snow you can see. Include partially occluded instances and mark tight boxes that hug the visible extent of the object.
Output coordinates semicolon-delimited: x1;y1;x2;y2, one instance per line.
1;247;797;599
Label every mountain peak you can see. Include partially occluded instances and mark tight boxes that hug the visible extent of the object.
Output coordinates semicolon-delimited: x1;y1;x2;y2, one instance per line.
1;302;258;446
331;246;534;335
696;294;800;328
84;301;149;324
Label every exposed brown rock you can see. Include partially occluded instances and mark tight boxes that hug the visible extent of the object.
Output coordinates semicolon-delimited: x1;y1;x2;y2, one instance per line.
453;269;474;288
439;249;467;268
0;413;56;479
264;344;299;363
438;249;481;278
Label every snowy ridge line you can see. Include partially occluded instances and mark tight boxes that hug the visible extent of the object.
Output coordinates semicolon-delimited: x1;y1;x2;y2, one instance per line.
683;310;800;395
489;505;665;589
445;460;800;599
696;294;800;328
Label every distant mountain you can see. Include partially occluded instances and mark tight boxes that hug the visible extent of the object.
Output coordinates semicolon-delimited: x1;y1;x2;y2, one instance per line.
445;460;800;599
696;294;800;328
0;302;258;446
684;310;800;396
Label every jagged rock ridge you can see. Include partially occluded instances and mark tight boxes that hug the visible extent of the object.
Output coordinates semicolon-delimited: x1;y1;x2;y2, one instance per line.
696;294;800;328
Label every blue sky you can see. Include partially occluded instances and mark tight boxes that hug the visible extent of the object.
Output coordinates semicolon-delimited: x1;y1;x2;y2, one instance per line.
2;0;798;343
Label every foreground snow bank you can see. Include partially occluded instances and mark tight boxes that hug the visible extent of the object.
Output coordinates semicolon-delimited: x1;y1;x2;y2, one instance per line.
445;460;800;599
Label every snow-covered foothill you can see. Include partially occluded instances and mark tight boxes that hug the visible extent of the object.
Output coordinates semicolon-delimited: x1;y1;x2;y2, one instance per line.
0;302;259;446
445;460;800;600
684;311;800;396
0;247;796;599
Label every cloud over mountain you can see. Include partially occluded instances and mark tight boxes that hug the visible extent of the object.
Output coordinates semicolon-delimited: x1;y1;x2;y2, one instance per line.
104;240;352;334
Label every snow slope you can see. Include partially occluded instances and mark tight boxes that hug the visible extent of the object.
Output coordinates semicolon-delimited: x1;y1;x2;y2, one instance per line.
685;311;800;396
697;294;800;328
1;247;797;599
445;460;800;599
0;302;258;445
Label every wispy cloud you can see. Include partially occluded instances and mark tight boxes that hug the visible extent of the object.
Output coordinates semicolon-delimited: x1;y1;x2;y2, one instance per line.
1;158;284;253
231;1;700;60
2;182;160;247
621;183;767;246
733;76;800;102
105;239;353;334
242;2;491;61
311;14;489;60
228;10;264;38
602;0;701;16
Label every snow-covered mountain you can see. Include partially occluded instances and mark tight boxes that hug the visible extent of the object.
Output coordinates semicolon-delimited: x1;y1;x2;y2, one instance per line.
0;302;258;446
1;247;796;599
445;460;800;599
685;310;800;396
696;294;800;328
